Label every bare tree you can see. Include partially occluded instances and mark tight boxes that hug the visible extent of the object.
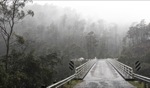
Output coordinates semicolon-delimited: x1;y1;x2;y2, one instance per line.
0;0;34;71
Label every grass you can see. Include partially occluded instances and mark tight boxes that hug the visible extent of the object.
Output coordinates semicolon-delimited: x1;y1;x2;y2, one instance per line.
128;81;146;88
63;80;147;88
62;80;83;88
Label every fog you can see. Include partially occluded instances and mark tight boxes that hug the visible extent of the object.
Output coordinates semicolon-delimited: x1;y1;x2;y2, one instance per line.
1;0;150;87
34;1;150;25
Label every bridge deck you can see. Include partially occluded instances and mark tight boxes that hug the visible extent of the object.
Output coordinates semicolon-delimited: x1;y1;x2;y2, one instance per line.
74;59;136;88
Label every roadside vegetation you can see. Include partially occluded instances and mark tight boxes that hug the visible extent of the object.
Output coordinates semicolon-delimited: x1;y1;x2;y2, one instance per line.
62;80;83;88
128;81;147;88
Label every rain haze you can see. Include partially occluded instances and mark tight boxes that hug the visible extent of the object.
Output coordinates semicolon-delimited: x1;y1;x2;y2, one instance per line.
0;0;150;88
34;1;150;25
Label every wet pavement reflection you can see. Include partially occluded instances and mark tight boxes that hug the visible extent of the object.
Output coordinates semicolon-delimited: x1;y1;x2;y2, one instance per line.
74;59;136;88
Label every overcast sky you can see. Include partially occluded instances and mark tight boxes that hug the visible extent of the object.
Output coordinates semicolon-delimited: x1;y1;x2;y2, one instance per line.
33;1;150;27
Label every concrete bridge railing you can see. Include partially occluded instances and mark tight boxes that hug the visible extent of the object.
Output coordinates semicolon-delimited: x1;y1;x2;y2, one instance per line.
75;58;97;79
47;58;97;88
107;58;133;80
107;58;150;88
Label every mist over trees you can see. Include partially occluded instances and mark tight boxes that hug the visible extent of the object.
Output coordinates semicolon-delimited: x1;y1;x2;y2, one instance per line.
11;4;122;59
0;2;123;88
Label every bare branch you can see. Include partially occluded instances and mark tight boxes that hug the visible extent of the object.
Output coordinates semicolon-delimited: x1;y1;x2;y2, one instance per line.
0;26;9;36
0;29;7;45
2;18;9;34
9;0;18;37
10;40;17;45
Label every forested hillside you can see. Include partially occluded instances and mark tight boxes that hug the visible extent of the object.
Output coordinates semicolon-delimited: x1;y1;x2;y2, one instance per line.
0;1;122;87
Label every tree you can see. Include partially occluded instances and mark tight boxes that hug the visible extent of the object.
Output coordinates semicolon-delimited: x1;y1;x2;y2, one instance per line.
86;31;98;59
0;0;34;71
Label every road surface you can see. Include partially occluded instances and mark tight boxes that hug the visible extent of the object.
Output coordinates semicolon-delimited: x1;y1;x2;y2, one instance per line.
74;59;136;88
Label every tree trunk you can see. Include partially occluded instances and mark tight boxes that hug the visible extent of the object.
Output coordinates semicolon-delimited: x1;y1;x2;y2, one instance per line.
5;37;10;72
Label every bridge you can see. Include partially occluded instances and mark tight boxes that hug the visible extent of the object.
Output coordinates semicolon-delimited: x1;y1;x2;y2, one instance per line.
47;58;150;88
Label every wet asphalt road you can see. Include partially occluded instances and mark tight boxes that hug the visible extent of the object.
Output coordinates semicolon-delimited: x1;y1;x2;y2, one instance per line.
74;59;136;88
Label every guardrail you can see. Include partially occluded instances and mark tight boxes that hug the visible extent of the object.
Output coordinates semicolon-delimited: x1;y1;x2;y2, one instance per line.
134;73;150;83
75;58;97;79
47;58;97;88
133;73;150;88
47;74;75;88
107;59;133;80
107;59;150;88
